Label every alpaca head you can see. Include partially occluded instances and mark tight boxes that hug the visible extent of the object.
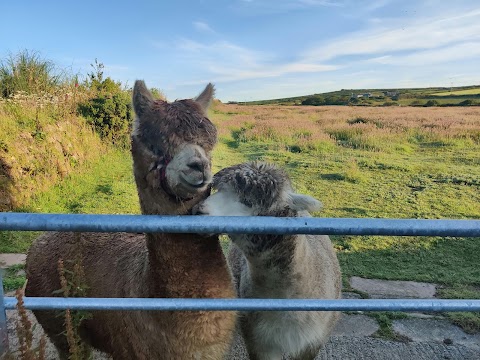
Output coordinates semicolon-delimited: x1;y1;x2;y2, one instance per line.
131;81;217;206
193;162;321;217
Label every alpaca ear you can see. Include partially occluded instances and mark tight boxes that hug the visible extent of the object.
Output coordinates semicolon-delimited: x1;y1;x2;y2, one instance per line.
288;193;322;212
133;80;154;117
194;83;215;113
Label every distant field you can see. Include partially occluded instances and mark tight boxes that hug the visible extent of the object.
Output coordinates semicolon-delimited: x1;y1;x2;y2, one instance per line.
431;88;480;96
244;85;480;106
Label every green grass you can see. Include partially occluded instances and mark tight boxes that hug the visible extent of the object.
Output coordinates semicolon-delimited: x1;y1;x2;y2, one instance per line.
432;89;480;96
0;149;139;253
2;264;26;292
369;312;410;342
28;149;139;215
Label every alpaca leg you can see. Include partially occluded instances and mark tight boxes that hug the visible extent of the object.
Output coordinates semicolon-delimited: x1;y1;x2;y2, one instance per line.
291;345;320;360
248;350;283;360
32;310;71;358
243;338;283;360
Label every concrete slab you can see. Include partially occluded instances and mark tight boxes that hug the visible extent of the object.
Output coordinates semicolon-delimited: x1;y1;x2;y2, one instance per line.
331;314;379;337
228;334;480;359
315;336;480;360
405;312;444;320
350;277;437;299
0;254;26;269
393;318;480;351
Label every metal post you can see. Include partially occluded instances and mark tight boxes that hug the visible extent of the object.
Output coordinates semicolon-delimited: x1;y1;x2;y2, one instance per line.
0;269;8;357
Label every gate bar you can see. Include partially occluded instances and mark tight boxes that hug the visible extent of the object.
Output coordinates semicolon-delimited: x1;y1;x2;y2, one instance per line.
3;297;480;312
1;213;480;236
0;271;8;355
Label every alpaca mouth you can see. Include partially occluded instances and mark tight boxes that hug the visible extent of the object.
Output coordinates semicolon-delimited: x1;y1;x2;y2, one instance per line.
179;173;208;190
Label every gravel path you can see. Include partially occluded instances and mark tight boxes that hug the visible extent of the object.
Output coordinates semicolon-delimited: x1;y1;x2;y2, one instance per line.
4;306;479;359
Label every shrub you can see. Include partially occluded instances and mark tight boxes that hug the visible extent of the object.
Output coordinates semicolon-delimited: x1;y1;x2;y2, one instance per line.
348;117;369;125
301;96;324;106
231;122;255;143
78;60;133;148
459;99;475;106
78;91;133;148
382;101;398;107
424;99;439;107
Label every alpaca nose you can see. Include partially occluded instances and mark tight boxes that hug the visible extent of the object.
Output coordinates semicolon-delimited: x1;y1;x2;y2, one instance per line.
186;159;211;184
187;160;205;174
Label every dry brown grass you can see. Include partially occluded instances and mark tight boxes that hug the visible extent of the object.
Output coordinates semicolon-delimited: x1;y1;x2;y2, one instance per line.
212;103;480;153
2;290;47;360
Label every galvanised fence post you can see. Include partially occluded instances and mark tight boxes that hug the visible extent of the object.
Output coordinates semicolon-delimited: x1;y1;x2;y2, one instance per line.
0;269;8;357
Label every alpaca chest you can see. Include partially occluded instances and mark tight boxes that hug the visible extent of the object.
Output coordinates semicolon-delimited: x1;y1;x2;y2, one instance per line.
244;311;331;356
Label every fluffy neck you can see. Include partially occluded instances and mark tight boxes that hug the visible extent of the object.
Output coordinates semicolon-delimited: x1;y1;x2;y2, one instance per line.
231;208;298;269
146;233;233;298
138;188;201;215
137;186;233;298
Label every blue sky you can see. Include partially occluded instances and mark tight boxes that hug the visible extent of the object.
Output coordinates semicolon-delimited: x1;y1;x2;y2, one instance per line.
1;0;479;101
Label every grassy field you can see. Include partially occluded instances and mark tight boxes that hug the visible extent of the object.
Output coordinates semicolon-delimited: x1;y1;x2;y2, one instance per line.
2;102;479;331
210;103;480;331
432;88;480;96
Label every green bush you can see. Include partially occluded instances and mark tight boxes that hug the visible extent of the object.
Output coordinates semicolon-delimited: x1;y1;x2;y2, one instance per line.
382;101;398;107
301;96;324;106
78;60;133;148
424;99;439;107
459;99;475;106
78;91;133;148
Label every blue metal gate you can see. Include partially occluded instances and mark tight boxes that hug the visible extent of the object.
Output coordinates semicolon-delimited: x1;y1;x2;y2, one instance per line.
1;213;480;355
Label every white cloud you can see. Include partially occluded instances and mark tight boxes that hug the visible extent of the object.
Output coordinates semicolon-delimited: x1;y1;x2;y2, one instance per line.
208;63;338;83
303;8;480;61
368;42;480;66
193;21;215;33
175;39;338;84
177;39;269;68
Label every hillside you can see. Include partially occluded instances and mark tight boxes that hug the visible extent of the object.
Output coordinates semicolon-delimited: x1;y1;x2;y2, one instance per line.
239;85;480;107
0;52;134;212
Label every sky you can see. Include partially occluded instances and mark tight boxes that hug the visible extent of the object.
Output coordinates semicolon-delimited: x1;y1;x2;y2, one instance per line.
1;0;479;102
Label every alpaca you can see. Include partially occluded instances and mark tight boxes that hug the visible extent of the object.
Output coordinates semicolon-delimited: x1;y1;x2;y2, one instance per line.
25;81;237;360
194;162;342;360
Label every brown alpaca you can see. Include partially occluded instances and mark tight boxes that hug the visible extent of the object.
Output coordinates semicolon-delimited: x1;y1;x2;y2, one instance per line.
25;81;236;360
194;162;341;360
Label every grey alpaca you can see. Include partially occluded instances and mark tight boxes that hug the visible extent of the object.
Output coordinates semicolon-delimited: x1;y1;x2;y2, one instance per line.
194;162;341;360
